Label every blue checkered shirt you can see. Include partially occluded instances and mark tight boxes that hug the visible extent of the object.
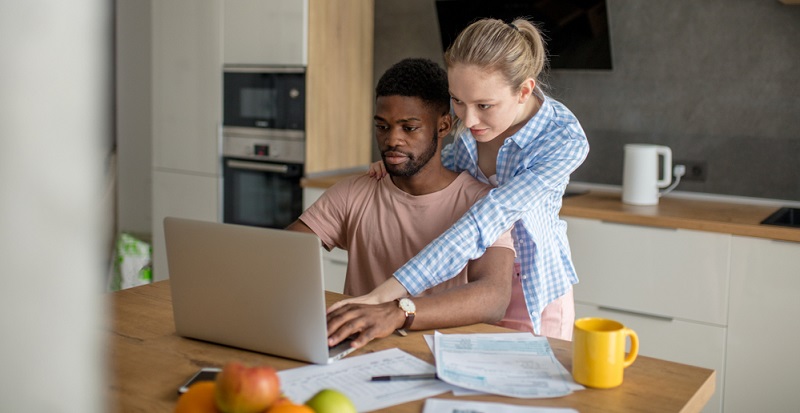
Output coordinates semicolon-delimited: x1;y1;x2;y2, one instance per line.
393;96;589;334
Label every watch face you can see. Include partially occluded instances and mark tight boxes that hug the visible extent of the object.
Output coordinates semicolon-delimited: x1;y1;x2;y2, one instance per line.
399;298;416;313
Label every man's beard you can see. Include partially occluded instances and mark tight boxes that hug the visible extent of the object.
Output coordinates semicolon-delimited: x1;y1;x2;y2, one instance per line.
382;131;438;177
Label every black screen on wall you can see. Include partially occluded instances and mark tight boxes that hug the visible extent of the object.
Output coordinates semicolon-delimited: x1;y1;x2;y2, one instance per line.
435;0;613;70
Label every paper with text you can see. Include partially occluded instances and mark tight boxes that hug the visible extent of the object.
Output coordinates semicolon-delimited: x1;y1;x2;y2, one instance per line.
423;398;580;413
433;332;583;398
277;348;451;412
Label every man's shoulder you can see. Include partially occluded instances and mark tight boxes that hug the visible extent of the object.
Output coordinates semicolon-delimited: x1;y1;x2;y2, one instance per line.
325;172;375;193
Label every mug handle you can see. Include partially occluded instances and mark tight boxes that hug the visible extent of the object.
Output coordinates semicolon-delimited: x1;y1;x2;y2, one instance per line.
623;328;639;368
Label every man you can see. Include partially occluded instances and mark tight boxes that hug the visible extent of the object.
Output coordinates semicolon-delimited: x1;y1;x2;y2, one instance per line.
287;58;515;349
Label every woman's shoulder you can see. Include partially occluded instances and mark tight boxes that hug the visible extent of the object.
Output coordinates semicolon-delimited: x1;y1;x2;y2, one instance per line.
542;96;580;125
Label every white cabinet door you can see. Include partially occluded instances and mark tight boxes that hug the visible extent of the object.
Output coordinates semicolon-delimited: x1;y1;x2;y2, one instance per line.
152;0;222;175
322;247;347;294
566;217;731;325
725;236;800;412
303;187;325;211
576;303;724;413
223;0;307;65
152;171;220;281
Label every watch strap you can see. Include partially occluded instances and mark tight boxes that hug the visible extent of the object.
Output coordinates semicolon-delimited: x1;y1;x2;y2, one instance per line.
401;310;415;331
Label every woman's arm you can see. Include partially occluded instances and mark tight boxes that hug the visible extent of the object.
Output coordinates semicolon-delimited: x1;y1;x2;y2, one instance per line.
396;134;588;294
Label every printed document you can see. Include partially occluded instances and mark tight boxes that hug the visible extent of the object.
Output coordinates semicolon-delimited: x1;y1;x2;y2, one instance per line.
423;398;579;413
277;348;451;412
433;332;583;398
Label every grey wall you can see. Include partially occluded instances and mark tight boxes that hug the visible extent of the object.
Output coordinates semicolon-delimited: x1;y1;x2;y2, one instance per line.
374;0;800;201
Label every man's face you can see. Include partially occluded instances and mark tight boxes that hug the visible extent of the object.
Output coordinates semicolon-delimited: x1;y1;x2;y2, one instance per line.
374;95;441;177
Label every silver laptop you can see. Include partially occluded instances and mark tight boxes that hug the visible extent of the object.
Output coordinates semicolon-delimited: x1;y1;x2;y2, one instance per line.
164;217;356;364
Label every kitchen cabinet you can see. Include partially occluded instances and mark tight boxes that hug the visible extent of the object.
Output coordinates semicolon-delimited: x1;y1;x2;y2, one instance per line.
152;0;222;175
152;171;220;281
322;247;347;294
303;187;347;293
223;0;306;65
565;216;729;413
725;236;800;412
305;0;373;175
151;0;223;280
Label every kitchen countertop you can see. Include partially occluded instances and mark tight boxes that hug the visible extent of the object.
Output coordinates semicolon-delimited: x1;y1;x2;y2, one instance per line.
302;172;799;243
561;189;800;243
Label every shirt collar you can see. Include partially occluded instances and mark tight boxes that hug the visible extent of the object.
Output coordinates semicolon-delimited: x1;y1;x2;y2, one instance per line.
507;95;554;149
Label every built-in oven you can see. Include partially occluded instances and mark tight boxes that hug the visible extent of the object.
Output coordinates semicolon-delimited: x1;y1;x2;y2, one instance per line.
222;66;306;229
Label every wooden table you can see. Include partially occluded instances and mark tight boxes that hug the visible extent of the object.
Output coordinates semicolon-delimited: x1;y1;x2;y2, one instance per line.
109;281;715;412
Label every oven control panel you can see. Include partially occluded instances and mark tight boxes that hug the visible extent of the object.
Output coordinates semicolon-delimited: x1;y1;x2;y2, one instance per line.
222;133;305;164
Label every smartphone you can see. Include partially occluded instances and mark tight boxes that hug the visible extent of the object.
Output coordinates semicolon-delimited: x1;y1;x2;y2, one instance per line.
178;367;221;394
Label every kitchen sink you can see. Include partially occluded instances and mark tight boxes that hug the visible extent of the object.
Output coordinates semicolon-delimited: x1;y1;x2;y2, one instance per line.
760;207;800;228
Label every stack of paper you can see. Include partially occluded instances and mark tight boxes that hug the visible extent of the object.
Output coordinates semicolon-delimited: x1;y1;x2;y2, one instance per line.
432;332;583;398
277;331;583;412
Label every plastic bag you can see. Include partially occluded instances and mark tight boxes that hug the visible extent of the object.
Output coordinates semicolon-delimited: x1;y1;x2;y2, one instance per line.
108;233;152;291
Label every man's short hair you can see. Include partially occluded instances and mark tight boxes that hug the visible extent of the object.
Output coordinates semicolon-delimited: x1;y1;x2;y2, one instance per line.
375;58;450;116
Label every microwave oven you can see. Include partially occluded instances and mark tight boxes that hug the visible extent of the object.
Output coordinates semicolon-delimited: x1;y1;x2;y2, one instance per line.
223;66;305;132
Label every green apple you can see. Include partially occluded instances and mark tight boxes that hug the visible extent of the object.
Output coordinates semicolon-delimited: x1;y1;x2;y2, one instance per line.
304;389;357;413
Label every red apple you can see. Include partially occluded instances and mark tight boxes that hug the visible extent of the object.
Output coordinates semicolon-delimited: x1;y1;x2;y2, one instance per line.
214;362;281;413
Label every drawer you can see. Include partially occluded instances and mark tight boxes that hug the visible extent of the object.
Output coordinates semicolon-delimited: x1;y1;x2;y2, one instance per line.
576;302;724;413
566;217;731;325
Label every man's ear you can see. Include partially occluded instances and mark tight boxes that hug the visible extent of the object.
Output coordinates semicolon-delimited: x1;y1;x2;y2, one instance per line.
518;78;536;103
438;113;453;138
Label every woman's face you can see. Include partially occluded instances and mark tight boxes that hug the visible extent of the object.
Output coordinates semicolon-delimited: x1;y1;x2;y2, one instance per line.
448;64;530;143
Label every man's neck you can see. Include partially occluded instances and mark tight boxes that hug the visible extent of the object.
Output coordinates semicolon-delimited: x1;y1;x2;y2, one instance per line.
390;164;459;196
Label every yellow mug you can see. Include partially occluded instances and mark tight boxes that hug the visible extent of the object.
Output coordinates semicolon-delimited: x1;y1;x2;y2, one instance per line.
572;317;639;389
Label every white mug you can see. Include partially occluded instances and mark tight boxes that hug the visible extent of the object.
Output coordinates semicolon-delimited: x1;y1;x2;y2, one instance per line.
622;144;672;206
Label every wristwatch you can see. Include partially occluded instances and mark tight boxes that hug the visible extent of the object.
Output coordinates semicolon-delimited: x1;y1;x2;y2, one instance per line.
396;298;416;336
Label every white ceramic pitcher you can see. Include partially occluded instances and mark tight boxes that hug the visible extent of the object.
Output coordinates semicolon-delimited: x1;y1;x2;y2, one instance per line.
622;144;672;205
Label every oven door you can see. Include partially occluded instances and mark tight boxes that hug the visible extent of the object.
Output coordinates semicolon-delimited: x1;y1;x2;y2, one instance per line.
223;157;304;229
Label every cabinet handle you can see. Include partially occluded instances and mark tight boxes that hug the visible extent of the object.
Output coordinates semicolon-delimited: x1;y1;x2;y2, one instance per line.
597;305;674;322
327;258;348;265
226;159;289;174
600;220;678;231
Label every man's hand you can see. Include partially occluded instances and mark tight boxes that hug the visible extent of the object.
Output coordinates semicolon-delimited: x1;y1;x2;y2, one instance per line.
326;302;404;349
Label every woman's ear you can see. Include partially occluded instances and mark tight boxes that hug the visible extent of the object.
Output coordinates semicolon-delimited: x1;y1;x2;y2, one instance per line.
518;78;536;103
438;113;453;138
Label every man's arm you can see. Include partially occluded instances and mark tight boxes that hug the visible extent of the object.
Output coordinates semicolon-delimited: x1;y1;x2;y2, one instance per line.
325;246;515;349
285;219;315;234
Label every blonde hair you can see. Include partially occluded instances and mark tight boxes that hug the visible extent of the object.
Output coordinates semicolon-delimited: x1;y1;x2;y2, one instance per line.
444;18;549;97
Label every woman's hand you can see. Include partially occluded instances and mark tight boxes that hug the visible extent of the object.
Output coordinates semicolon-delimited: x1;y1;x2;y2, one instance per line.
327;293;382;313
327;277;408;313
367;161;387;180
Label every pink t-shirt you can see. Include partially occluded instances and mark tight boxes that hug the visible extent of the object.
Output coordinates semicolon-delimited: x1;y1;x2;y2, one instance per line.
299;172;515;297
